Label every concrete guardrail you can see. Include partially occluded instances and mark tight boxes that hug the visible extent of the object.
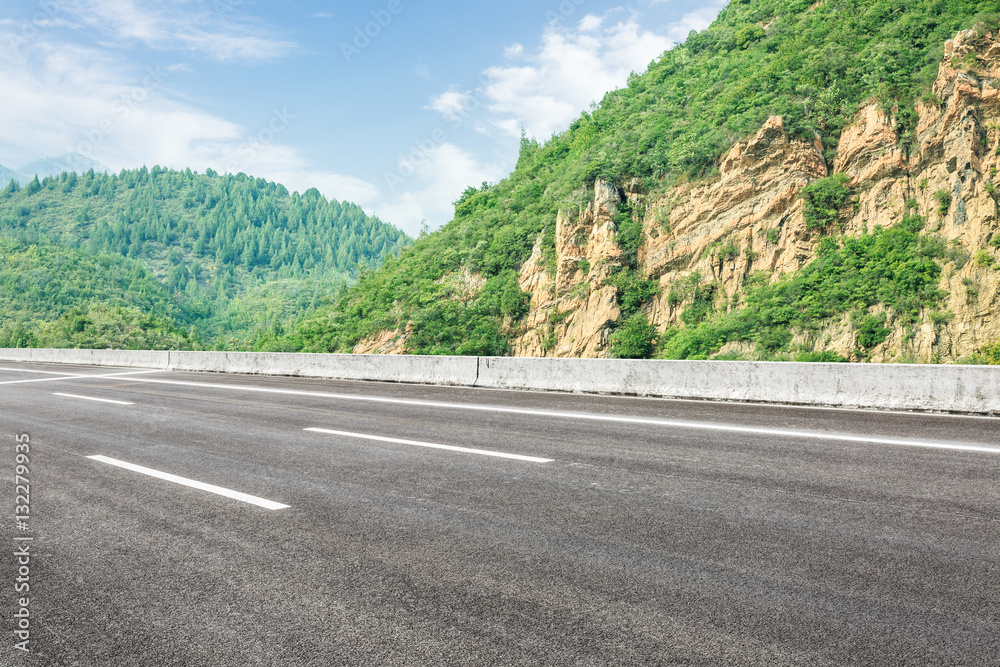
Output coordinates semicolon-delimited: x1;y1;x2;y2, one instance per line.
1;348;998;415
474;357;1000;414
0;347;171;370
167;351;479;387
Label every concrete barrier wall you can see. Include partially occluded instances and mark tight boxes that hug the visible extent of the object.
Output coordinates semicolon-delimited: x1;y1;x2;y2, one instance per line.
166;351;479;387
2;348;998;414
0;348;170;370
474;357;1000;414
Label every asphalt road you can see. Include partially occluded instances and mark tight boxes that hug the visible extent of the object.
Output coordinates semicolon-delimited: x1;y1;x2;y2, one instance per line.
1;361;999;666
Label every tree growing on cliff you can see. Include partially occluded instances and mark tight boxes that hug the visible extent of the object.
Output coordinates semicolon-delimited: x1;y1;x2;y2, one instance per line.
609;314;657;359
802;174;852;233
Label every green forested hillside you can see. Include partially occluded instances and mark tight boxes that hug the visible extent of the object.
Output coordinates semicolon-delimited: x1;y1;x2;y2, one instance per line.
0;167;409;348
0;236;192;348
276;0;1000;356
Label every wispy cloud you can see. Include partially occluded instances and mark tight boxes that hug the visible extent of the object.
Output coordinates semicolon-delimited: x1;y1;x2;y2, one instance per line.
425;90;478;124
62;0;296;62
376;143;505;235
662;1;728;43
0;31;368;207
428;12;673;141
402;5;721;234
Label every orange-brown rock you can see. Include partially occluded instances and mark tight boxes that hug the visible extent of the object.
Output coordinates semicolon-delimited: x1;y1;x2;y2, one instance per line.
512;27;1000;362
353;327;407;355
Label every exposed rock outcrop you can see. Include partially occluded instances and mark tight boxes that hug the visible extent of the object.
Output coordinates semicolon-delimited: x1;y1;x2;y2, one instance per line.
514;179;625;357
365;27;1000;362
513;27;1000;362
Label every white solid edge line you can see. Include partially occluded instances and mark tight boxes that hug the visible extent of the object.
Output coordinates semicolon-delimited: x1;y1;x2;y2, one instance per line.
86;455;290;510
53;393;134;406
0;367;164;378
90;369;168;377
107;376;1000;455
0;368;166;386
0;366;88;376
0;375;87;386
305;428;554;463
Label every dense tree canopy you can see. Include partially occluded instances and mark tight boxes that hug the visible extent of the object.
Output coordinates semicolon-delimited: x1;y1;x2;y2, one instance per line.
0;167;409;348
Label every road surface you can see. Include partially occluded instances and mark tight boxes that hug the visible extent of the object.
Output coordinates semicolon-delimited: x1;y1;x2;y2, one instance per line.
1;361;998;665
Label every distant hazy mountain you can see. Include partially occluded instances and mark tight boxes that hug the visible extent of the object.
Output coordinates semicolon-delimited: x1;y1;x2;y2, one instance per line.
0;164;15;186
18;153;111;180
0;153;110;185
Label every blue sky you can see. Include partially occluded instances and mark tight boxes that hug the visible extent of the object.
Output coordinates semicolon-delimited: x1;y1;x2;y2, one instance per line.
0;0;727;235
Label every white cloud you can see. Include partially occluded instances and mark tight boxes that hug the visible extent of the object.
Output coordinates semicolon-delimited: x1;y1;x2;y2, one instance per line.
662;1;729;43
425;6;724;144
578;15;604;32
0;33;370;209
175;31;295;62
432;14;673;141
503;43;524;59
376;143;505;236
425;90;479;125
61;0;296;62
399;6;724;234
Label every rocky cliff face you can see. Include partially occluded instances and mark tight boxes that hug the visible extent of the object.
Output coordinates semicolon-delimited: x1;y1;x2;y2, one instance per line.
504;28;1000;362
360;28;1000;361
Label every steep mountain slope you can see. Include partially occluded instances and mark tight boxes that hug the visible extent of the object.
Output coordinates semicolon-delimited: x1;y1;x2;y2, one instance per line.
281;0;1000;363
0;167;409;348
